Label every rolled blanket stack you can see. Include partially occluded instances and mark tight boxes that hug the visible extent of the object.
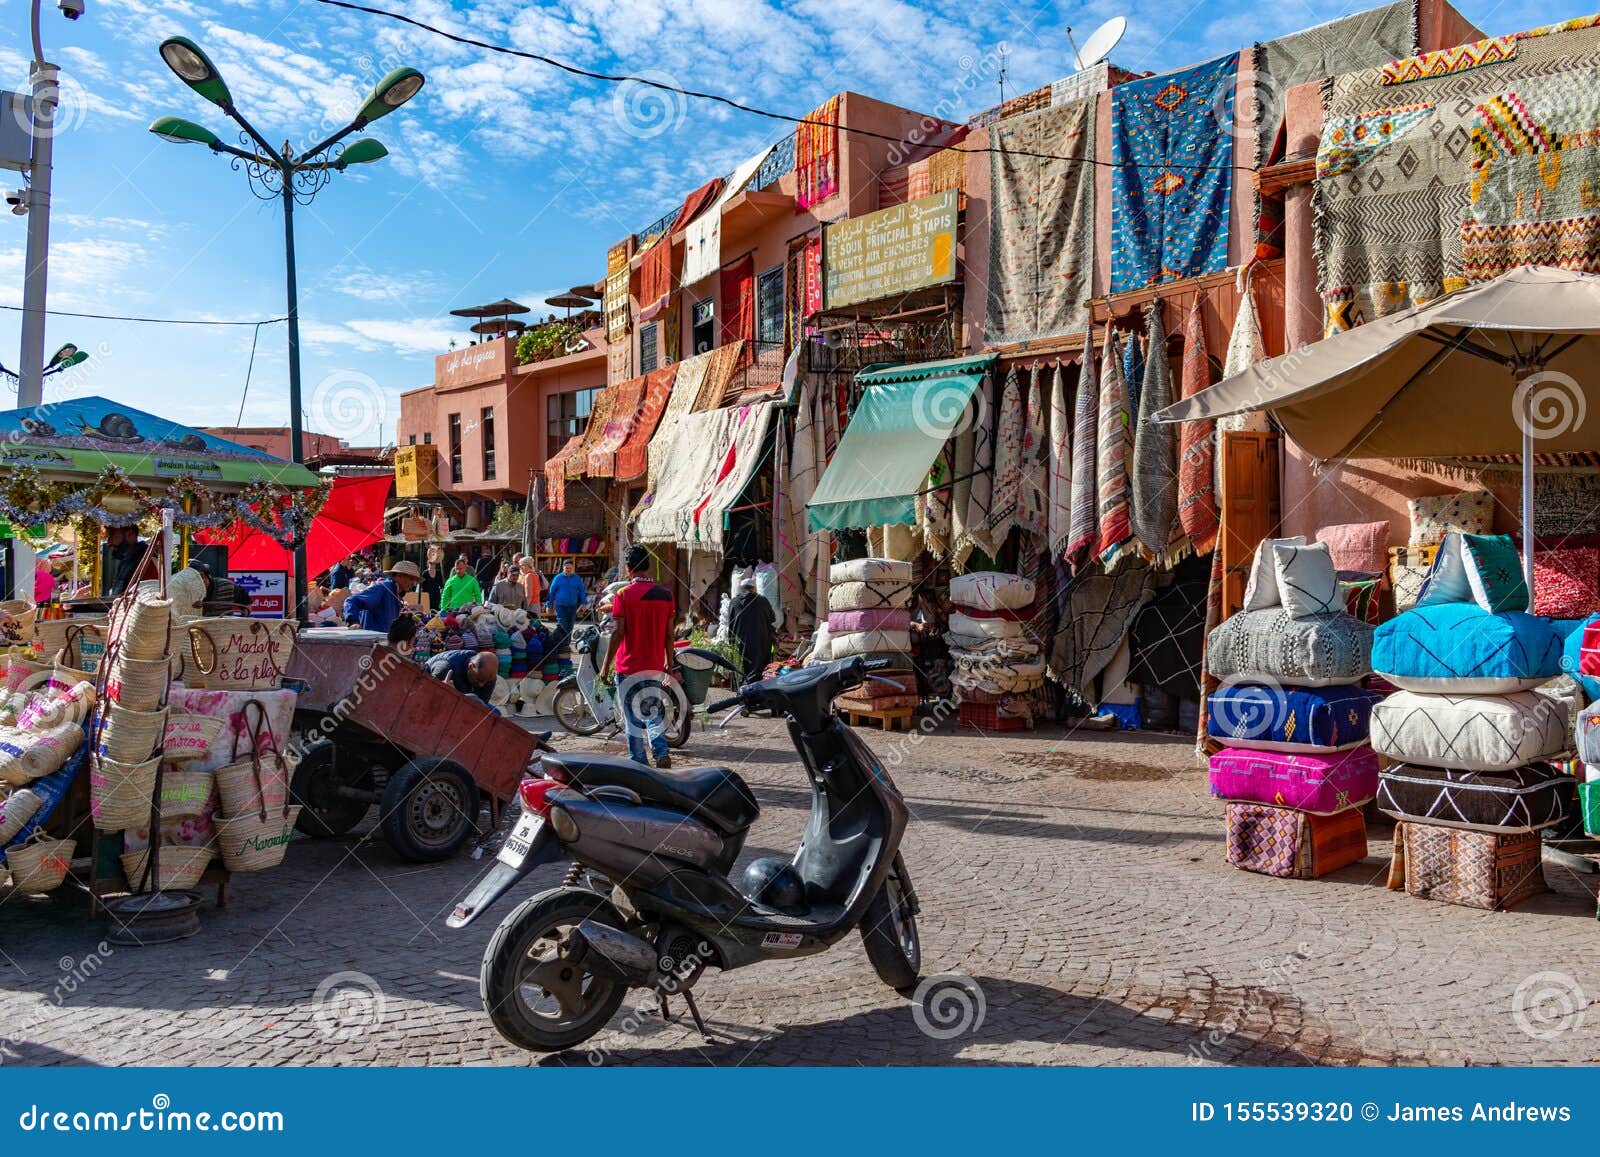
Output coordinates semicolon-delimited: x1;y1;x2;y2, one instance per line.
821;559;913;666
1206;539;1377;880
1369;533;1569;909
945;572;1043;727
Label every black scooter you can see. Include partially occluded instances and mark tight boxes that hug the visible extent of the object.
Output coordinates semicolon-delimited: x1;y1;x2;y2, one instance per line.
448;655;921;1053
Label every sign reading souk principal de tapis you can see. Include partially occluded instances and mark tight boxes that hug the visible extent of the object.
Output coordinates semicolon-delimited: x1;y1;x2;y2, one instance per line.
823;189;958;310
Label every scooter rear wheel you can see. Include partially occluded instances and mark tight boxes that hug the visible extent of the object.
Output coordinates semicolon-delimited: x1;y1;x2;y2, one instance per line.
481;887;629;1053
552;677;604;736
859;862;921;993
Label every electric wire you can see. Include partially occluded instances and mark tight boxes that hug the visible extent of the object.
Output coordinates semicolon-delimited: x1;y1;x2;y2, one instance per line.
315;0;1265;174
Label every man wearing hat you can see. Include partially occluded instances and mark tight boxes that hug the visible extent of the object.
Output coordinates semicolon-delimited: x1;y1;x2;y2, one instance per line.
343;560;420;633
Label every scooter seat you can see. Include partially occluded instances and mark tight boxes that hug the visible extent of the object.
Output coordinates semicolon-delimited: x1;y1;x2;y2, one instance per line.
543;752;760;835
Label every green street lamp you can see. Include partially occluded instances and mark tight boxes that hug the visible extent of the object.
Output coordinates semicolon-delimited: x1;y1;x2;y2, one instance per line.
149;38;424;622
1;342;89;383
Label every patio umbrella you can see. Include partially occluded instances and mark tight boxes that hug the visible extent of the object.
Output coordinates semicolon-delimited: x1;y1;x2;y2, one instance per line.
1153;266;1600;588
199;474;393;581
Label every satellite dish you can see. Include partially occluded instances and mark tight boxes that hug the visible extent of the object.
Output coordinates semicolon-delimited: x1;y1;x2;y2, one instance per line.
1071;16;1126;71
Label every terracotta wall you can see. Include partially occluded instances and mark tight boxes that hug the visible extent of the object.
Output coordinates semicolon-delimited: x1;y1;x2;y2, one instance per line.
1278;0;1491;544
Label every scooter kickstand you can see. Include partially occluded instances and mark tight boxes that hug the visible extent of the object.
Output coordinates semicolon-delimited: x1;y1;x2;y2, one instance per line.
680;989;712;1041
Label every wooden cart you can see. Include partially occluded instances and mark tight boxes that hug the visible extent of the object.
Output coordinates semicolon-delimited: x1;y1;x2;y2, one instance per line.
284;631;534;862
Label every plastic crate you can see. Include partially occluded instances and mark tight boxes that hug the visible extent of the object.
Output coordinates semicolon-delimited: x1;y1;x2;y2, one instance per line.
957;702;1030;731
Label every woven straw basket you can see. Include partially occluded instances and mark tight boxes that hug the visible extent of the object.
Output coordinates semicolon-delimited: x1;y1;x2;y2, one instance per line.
103;653;170;711
3;654;62;696
216;805;299;872
0;787;43;845
187;618;296;691
53;622;108;678
88;754;159;831
216;699;289;817
0;722;84;787
34;616;106;663
5;831;74;894
157;770;215;821
0;600;37;648
109;593;171;661
96;703;169;765
162;714;225;764
121;845;213;893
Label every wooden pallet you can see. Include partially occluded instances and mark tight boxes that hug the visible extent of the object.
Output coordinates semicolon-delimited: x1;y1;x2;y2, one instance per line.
842;705;915;732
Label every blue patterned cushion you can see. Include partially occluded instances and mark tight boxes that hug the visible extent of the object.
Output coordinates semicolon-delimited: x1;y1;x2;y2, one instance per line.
1373;603;1565;693
1207;683;1384;751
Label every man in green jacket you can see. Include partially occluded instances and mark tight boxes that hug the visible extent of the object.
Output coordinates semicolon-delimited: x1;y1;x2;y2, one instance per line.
441;555;484;610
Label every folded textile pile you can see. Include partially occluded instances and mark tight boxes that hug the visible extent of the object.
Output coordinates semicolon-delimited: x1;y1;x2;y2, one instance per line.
817;559;914;666
1206;538;1375;879
944;571;1043;726
1371;532;1568;908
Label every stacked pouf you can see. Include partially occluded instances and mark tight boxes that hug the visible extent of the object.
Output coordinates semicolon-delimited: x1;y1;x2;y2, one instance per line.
945;572;1043;731
1370;531;1569;910
825;558;914;666
822;558;914;729
1204;538;1379;880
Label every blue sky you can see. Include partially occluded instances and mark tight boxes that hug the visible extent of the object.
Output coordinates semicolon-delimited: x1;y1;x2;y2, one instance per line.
0;0;1586;447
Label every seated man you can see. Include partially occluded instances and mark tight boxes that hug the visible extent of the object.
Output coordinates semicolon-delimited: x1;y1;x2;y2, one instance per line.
425;648;498;704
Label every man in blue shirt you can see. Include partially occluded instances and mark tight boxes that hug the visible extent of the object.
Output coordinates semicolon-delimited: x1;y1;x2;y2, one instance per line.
545;559;588;648
343;561;420;633
426;648;498;704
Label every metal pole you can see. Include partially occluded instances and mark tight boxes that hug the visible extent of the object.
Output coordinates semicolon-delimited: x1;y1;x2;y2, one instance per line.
282;167;310;625
17;30;57;409
1521;380;1535;597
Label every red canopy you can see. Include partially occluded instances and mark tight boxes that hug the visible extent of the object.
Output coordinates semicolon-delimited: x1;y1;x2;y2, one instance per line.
199;474;393;580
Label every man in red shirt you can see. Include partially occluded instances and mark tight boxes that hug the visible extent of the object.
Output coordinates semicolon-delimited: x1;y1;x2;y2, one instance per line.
602;545;678;768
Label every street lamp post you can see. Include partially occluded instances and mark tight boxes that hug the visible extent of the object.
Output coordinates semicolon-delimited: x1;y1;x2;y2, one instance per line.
149;38;423;622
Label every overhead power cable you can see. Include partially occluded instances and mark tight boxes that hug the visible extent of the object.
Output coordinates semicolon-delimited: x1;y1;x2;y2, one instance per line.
315;0;1264;174
0;305;289;326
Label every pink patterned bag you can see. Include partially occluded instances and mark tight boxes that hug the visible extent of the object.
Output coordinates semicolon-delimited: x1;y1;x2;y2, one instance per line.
1209;746;1380;815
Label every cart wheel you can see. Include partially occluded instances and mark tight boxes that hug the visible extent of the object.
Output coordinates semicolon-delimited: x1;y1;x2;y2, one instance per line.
290;740;372;839
380;757;481;862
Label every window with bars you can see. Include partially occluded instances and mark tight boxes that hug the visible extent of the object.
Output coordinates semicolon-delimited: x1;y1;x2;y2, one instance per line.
756;266;785;345
447;413;462;482
640;323;659;373
481;405;496;481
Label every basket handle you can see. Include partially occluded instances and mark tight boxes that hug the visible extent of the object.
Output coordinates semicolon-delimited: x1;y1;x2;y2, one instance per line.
231;698;275;822
190;626;219;676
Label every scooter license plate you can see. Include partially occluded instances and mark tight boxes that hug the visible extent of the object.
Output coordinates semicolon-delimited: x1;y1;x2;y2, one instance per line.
498;813;545;868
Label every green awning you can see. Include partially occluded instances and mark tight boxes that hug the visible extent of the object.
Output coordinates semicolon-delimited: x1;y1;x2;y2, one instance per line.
807;354;996;532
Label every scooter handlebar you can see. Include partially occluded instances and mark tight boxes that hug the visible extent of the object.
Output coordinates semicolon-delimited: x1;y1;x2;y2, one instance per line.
705;694;744;714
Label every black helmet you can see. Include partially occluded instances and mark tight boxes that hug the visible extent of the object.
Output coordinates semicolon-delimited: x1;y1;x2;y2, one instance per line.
739;857;805;912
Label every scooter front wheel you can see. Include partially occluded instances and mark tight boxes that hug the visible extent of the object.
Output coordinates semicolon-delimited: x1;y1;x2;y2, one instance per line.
480;887;629;1053
859;860;921;993
552;677;604;736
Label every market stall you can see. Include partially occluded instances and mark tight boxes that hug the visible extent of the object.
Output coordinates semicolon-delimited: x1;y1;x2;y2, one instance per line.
1155;266;1600;909
0;398;325;935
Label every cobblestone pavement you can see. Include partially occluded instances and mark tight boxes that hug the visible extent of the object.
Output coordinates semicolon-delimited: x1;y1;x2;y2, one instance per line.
4;716;1600;1067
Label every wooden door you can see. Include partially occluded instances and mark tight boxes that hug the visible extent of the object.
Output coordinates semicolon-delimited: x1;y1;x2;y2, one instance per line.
1218;431;1281;620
